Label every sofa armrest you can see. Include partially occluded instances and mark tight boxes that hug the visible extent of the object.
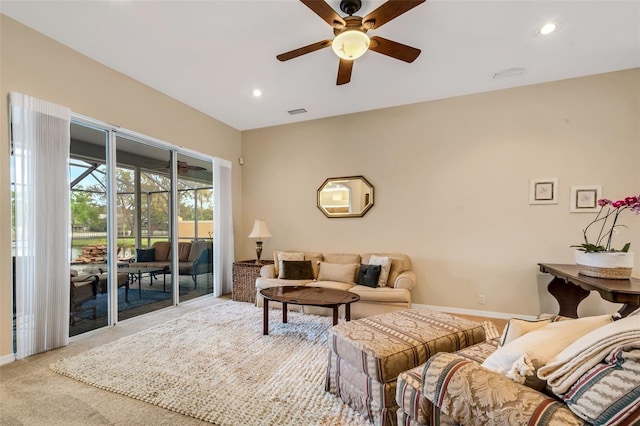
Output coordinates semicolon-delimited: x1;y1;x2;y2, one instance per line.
260;264;276;278
421;352;583;426
393;270;416;290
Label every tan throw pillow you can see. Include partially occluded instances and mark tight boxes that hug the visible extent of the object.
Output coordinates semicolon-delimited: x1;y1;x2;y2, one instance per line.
276;251;304;278
499;318;552;346
368;255;392;287
482;314;614;391
317;262;358;284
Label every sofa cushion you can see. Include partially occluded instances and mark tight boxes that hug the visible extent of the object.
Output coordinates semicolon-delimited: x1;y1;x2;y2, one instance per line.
136;248;155;262
367;255;392;287
482;314;614;390
274;251;304;278
361;253;411;287
151;241;171;261
357;264;382;288
313;280;354;291
317;261;358;284
348;285;411;303
280;260;314;280
500;318;552;346
255;277;314;290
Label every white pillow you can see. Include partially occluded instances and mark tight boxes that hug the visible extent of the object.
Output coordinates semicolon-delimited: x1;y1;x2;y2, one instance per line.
276;251;304;278
368;255;392;287
499;318;552;346
482;314;614;390
317;262;358;284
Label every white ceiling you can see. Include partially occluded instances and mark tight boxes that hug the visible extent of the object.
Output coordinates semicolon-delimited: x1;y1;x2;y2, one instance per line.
2;0;639;131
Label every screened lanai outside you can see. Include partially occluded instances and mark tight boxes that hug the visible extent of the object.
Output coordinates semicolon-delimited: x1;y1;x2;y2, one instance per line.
68;123;214;336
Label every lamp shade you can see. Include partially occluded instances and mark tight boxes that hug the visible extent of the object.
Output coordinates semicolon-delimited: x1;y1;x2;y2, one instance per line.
248;220;272;239
332;30;370;60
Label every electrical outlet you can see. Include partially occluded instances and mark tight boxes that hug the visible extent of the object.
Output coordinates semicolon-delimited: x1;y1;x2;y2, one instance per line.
478;294;486;305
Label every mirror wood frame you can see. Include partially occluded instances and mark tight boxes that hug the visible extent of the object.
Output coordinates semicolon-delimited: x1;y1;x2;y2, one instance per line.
317;175;374;218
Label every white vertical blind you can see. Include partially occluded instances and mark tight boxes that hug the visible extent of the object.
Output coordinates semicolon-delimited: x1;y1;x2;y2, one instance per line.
213;158;234;297
10;92;71;359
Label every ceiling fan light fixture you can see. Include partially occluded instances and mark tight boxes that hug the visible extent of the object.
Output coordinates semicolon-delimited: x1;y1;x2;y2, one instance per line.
331;29;370;60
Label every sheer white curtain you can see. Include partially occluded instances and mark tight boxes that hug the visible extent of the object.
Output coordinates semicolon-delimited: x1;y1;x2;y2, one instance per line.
213;158;234;297
10;92;71;359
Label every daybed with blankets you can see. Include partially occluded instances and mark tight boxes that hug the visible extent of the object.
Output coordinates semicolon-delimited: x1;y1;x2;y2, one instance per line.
395;311;640;426
255;251;417;318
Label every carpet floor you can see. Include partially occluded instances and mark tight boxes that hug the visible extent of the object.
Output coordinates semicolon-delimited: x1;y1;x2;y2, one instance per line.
50;301;370;426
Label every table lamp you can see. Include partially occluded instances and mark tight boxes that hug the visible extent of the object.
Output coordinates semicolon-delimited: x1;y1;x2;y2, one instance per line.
248;220;272;264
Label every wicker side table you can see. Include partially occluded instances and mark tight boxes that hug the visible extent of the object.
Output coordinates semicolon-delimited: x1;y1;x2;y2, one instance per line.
232;260;274;304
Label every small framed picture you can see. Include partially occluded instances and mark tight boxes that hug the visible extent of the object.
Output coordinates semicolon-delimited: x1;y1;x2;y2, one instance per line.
570;185;602;213
529;178;558;204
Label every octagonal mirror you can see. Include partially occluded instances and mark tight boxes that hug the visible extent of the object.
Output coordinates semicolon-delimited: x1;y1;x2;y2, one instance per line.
317;176;374;218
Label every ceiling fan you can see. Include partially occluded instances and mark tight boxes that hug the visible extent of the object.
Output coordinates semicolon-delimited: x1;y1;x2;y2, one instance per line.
277;0;426;85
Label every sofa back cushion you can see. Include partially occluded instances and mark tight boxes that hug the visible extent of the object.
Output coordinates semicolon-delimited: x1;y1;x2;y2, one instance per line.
151;241;171;261
188;241;211;262
323;253;361;265
272;251;323;278
178;242;192;262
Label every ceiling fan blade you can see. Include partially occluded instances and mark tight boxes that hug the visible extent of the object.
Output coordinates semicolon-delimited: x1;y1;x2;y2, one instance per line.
336;58;353;85
362;0;426;30
277;40;332;61
368;36;421;63
300;0;346;28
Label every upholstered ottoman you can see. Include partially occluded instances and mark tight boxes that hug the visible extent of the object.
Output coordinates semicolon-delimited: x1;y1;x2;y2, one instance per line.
325;309;487;426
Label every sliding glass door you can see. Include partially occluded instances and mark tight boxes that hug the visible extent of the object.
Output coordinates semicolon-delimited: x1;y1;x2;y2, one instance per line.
66;120;215;336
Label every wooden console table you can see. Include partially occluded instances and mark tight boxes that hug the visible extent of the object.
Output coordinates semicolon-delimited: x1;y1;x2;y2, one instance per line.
538;263;640;318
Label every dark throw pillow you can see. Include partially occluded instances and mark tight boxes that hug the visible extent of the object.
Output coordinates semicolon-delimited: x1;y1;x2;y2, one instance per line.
136;248;155;262
280;260;314;280
357;264;382;288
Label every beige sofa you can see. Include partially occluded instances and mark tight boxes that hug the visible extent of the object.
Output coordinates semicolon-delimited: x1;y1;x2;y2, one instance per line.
255;251;416;319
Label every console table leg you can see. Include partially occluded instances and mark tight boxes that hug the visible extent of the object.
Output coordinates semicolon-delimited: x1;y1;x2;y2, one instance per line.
263;300;269;335
618;304;640;318
547;277;590;318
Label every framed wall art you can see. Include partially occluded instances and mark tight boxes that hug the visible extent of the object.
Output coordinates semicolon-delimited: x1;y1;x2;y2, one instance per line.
570;185;602;213
529;178;558;204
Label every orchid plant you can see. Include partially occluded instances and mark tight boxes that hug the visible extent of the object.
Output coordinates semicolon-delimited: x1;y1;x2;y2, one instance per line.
573;195;640;253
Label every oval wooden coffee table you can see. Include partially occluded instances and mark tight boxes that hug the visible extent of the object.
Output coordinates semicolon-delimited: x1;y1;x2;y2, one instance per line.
260;286;360;335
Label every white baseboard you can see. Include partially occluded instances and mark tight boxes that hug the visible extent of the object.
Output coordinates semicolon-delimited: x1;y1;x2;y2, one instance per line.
412;303;537;321
0;352;15;366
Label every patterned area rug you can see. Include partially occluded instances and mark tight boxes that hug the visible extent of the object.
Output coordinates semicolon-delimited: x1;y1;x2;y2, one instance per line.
50;301;370;425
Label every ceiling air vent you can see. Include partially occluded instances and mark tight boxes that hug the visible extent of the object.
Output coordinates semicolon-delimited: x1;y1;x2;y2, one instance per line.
492;67;526;79
287;108;307;115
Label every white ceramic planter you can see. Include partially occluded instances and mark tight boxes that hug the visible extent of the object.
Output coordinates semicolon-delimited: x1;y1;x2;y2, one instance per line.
575;250;634;279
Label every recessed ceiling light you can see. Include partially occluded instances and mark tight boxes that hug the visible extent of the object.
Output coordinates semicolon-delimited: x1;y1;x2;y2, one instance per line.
252;89;262;97
538;22;557;35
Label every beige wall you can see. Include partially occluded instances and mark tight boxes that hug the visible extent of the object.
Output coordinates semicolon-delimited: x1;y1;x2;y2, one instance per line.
0;16;242;360
241;69;640;317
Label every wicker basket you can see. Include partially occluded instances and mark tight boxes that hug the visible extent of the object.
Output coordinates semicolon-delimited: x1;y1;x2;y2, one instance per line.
576;264;632;279
232;260;273;303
